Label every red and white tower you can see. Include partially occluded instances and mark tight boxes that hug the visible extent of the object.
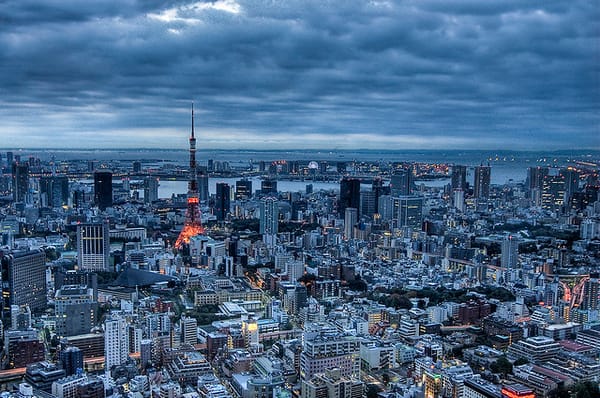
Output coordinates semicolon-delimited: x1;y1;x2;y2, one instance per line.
175;104;204;248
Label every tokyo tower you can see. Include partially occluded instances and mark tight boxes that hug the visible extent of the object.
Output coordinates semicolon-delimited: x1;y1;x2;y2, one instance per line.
175;104;204;248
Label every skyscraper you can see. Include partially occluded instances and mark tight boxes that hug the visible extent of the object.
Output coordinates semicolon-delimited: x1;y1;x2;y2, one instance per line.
198;169;209;202
581;273;599;311
104;315;129;371
175;105;204;248
39;176;69;208
260;197;279;235
541;174;566;211
339;178;360;215
261;178;278;195
143;177;159;203
11;162;29;203
93;170;112;210
474;165;491;200
215;182;230;221
390;169;412;196
397;196;423;229
344;207;358;239
501;235;519;269
235;179;253;200
77;223;110;271
0;248;47;315
451;165;467;191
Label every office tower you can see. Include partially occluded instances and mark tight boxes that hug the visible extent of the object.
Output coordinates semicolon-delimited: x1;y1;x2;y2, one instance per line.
260;197;279;235
59;346;84;376
77;223;110;271
339;178;360;215
6;151;13;165
344;208;358;239
215;182;230;221
541;174;566;211
180;316;198;346
527;167;549;193
390;169;412;196
93;170;112;210
451;165;467;191
474;165;491;199
55;285;97;337
104;315;129;371
360;190;377;218
560;168;580;203
0;248;47;315
176;106;205;248
581;273;599;310
39;176;69;208
398;196;423;229
198;169;209;202
453;189;465;212
11;162;29;203
144;177;159;203
132;161;141;173
235;179;253;200
501;235;519;269
261;178;278;195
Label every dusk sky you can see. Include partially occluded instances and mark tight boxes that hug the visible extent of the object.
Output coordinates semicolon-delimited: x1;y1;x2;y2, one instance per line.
0;0;598;150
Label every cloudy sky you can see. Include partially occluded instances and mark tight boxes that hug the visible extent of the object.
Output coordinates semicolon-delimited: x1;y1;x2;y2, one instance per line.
0;0;598;150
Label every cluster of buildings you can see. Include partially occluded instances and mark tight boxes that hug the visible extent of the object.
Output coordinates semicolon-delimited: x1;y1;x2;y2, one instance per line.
0;137;598;398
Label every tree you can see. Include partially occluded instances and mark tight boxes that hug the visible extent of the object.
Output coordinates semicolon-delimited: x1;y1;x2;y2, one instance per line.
572;381;599;398
490;356;512;377
514;357;529;366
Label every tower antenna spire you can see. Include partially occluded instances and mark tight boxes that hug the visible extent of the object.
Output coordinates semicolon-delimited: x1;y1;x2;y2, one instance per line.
191;102;195;138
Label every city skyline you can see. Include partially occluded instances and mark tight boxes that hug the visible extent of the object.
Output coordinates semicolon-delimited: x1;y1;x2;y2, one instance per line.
0;0;598;150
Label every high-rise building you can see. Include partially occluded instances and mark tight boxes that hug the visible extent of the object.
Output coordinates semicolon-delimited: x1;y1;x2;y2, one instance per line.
339;178;360;216
55;285;97;337
144;177;159;203
215;183;231;221
501;235;519;269
581;273;599;311
93;170;113;210
104;314;129;371
0;248;47;315
451;165;467;191
235;179;253;200
39;176;69;208
541;174;566;211
397;196;423;229
132;161;142;173
390;169;412;196
300;328;361;381
260;197;279;235
77;223;110;271
344;208;358;239
11;162;29;203
59;346;84;376
198;169;209;202
261;178;278;195
6;151;13;166
474;165;491;200
360;190;377;218
560;168;580;203
180;316;198;346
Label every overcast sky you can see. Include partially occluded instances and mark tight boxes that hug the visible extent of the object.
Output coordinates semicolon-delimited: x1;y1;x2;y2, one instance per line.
0;0;598;150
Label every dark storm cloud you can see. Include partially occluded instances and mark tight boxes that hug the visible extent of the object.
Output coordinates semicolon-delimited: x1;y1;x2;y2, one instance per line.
0;0;598;149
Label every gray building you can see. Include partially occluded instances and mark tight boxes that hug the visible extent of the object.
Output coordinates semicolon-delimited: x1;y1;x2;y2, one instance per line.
55;285;98;337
